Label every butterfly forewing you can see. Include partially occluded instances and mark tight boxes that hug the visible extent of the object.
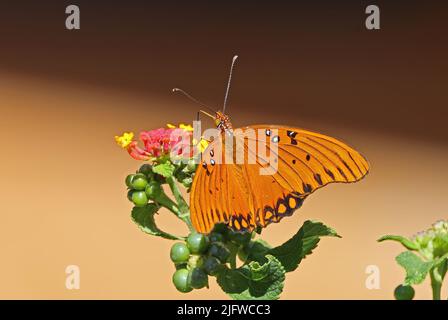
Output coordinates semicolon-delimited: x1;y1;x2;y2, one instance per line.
190;125;369;234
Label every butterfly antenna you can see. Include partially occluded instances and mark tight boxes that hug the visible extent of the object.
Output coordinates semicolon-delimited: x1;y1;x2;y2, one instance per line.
172;88;216;114
222;55;238;114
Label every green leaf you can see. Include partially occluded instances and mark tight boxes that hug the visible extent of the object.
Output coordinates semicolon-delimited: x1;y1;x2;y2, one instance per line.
217;255;286;300
228;255;286;300
246;239;271;263
152;162;175;178
378;235;419;251
131;204;180;240
396;251;433;285
216;268;249;295
268;220;340;272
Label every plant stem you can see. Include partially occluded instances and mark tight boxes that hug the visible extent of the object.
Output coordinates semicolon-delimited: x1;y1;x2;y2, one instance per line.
430;267;442;300
228;243;239;269
166;176;194;232
156;193;180;215
158;230;185;241
430;258;448;300
439;260;447;300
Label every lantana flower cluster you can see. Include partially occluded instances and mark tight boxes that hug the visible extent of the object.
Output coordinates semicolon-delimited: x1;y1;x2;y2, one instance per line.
115;123;205;162
412;220;448;260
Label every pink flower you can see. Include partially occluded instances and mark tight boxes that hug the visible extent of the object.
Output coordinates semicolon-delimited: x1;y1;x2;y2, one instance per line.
115;126;194;161
140;128;178;158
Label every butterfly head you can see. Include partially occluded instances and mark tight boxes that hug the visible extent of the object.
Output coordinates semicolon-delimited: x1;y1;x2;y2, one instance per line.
215;111;233;132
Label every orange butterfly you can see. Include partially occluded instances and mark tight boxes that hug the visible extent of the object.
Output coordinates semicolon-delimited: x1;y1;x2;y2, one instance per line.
179;56;369;234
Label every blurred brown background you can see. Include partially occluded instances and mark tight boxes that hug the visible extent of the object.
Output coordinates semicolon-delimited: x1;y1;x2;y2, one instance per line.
0;1;447;299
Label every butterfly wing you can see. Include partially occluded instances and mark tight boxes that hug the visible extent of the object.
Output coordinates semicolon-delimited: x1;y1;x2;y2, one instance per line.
248;125;370;186
190;134;256;233
190;125;369;234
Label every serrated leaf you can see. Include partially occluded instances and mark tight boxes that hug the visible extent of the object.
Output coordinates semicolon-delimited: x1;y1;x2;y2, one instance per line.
152;162;175;178
268;220;340;272
229;255;286;300
216;268;249;294
396;251;433;285
131;204;179;240
247;259;272;281
378;235;419;250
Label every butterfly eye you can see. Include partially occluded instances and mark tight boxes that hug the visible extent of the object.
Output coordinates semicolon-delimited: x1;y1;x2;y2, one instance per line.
272;135;280;143
265;129;271;136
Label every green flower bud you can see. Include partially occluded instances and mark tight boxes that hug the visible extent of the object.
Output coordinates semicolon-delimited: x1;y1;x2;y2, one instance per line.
188;267;208;289
203;256;224;276
125;174;136;189
145;181;163;200
172;269;193;293
210;223;229;239
127;189;134;202
228;230;252;245
138;164;154;179
170;243;190;264
209;232;225;243
187;232;210;254
131;173;148;191
208;242;230;263
394;285;415;300
131;191;148;207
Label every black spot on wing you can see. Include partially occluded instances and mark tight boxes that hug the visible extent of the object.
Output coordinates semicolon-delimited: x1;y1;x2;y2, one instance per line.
287;130;298;138
215;209;223;221
342;159;356;179
325;168;335;180
292;191;302;197
314;173;323;185
337;167;348;180
302;182;312;193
